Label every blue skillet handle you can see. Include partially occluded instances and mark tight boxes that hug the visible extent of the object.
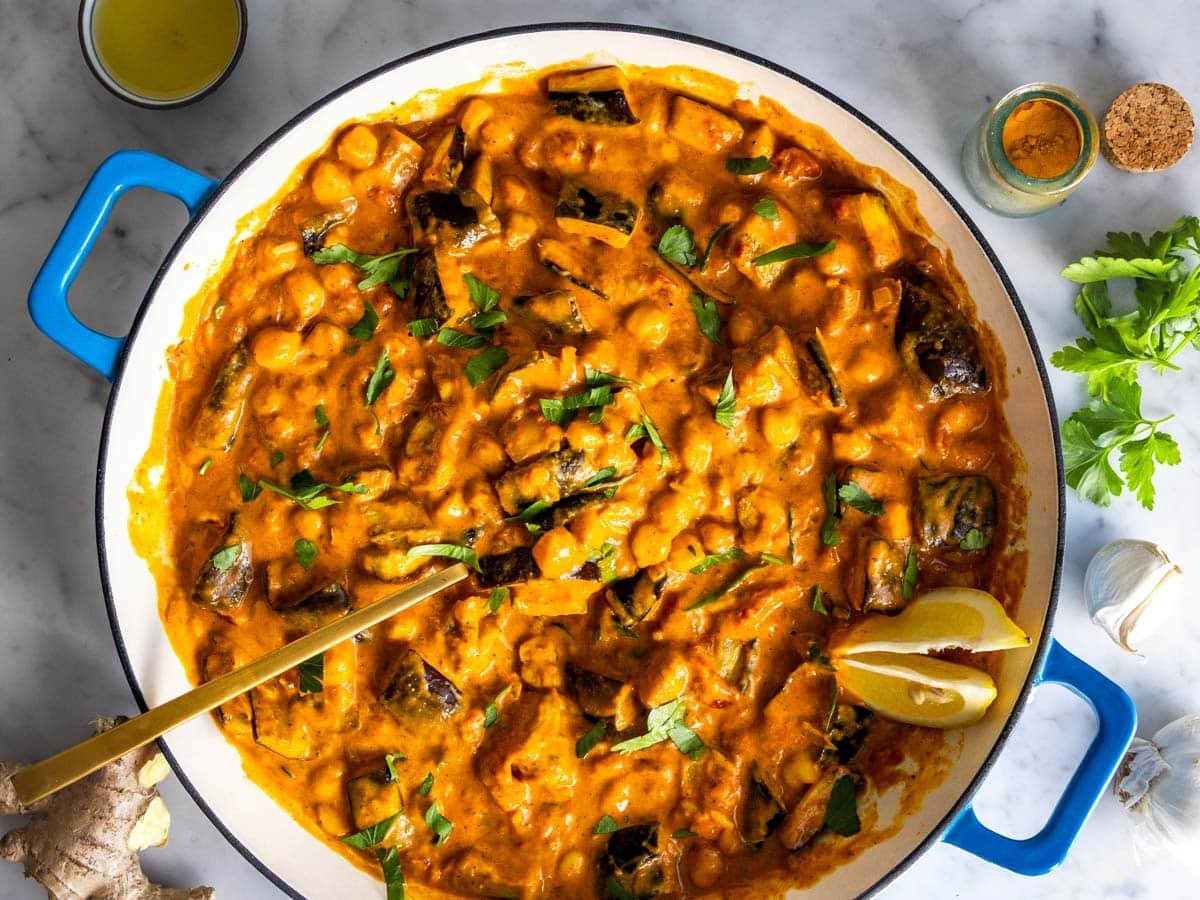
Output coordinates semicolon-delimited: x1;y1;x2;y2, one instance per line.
28;150;217;380
942;639;1136;875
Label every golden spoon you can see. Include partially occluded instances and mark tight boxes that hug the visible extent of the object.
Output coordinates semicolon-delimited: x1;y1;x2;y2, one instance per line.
10;563;470;805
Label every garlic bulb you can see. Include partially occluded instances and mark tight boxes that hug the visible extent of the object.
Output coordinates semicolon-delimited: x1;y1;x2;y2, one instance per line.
1115;715;1200;863
1084;540;1183;655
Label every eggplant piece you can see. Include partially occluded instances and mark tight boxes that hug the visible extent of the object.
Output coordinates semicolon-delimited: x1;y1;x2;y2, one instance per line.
807;332;846;408
191;516;252;613
495;448;598;514
201;648;253;736
863;539;910;613
777;766;852;851
193;343;252;452
895;279;987;400
743;769;785;845
829;705;871;764
605;572;667;629
537;239;609;299
448;852;522;899
567;665;625;718
300;205;354;256
513;290;588;336
407;187;499;250
423;125;466;187
409;249;451;324
347;769;406;840
279;582;352;627
716;638;760;695
380;650;462;721
667;96;744;154
250;686;315;760
524;490;608;533
478;546;540;588
601;824;665;898
547;66;639;125
917;474;996;549
555;183;642;249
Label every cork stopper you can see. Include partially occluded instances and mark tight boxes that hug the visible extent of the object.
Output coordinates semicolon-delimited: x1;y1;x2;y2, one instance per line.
1101;83;1194;173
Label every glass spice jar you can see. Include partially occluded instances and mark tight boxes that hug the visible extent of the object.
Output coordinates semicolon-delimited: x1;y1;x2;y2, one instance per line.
961;83;1099;217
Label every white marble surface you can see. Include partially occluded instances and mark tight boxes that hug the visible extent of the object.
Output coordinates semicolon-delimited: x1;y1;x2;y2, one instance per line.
1;0;1198;897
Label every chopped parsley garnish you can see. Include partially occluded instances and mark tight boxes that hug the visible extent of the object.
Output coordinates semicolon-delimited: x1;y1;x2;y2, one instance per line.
685;561;762;611
838;482;884;516
606;877;636;900
576;721;607;758
540;385;615;427
436;328;487;350
366;349;396;406
761;552;786;566
487;587;509;614
823;775;861;836
469;308;508;332
593;814;619;834
657;224;697;267
753;197;780;221
464;272;500;311
315;428;330;452
690;547;745;575
259;469;365;510
340;813;399;849
753;240;836;267
959;528;991;551
239;474;262;502
640;412;669;467
298;653;324;694
611;696;706;760
812;585;829;616
714;369;737;428
585;365;638;388
198;458;212;475
270;450;285;467
483;688;507;728
423;801;453;846
820;473;842;547
376;846;405;900
294;538;318;569
902;546;919;601
384;752;406;781
312;243;417;294
348;300;380;341
584;466;619;488
699;222;732;271
418;772;434;796
689;292;722;344
406;543;480;572
315;405;328;426
464;345;508;387
507;500;552;531
208;544;241;572
672;828;698;839
726;156;772;175
408;317;439;338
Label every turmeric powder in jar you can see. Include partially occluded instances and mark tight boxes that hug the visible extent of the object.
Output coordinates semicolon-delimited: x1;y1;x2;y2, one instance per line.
1002;99;1082;179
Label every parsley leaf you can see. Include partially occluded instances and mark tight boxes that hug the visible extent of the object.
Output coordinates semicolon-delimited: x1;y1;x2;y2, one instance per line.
483;688;507;728
812;585;829;616
376;846;405;900
436;328;487;350
384;752;406;781
423;801;453;845
726;156;771;175
539;385;615;427
258;470;365;510
406;543;480;572
349;300;380;341
714;369;737;428
294;538;318;569
689;292;722;344
418;772;434;796
820;474;841;547
593;814;619;834
315;405;328;426
611;696;706;760
341;813;399;849
208;544;241;572
606;877;636;900
902;545;919;601
464;272;500;311
690;547;745;575
753;197;780;221
838;482;884;516
576;721;607;758
313;243;418;293
823;775;861;836
408;317;439;338
487;587;509;614
699;222;732;272
672;828;698;839
640;412;670;467
657;224;697;267
270;450;285;467
298;653;324;694
239;474;262;502
464;345;508;386
959;528;991;551
753;240;836;266
366;349;396;406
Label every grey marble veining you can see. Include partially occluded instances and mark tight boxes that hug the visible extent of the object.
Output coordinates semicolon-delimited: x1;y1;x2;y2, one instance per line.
1;0;1198;897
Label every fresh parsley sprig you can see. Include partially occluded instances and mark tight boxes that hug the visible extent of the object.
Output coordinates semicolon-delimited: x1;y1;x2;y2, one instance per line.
610;696;706;760
313;243;417;295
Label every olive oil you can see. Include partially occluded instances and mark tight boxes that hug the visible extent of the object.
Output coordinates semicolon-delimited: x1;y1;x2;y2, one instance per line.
92;0;242;102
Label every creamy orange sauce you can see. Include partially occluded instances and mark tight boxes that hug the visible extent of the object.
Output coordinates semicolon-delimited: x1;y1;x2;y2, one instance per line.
132;64;1025;898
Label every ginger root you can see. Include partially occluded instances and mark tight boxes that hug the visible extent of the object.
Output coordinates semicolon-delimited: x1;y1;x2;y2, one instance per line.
1;717;215;899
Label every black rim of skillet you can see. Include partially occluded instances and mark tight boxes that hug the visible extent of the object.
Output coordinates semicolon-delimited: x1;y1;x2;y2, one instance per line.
91;22;1065;900
76;0;249;110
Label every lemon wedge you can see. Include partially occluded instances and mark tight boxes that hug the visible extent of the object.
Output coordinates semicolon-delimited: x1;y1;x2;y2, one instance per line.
834;651;998;728
832;587;1029;657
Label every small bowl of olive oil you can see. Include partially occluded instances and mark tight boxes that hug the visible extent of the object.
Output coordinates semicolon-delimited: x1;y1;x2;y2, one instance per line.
78;0;247;108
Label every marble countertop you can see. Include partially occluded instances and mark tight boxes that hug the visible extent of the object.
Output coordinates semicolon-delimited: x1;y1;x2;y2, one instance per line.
2;0;1197;897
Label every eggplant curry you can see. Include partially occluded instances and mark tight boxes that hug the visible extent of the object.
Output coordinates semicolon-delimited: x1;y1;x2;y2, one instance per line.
134;63;1025;897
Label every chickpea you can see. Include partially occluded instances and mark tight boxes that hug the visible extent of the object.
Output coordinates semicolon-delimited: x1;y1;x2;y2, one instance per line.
284;271;326;319
667;532;703;572
556;850;587;882
938;399;988;437
630;522;673;568
504;211;539;248
781;750;822;791
319;262;354;292
519;630;569;688
699;521;738;554
251;385;285;417
680;423;714;473
831;430;873;462
304;321;346;357
689;846;725;890
760;405;800;447
480;116;519;154
569;508;610;552
846;345;893;386
336;126;378;171
625;301;670;347
727;304;765;346
635;648;691;707
257;240;302;279
532;526;589;579
251;328;303;369
814;239;859;277
310;160;353;206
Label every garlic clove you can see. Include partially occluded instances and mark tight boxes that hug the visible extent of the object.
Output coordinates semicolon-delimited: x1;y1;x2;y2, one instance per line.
1114;715;1200;863
1084;539;1183;656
